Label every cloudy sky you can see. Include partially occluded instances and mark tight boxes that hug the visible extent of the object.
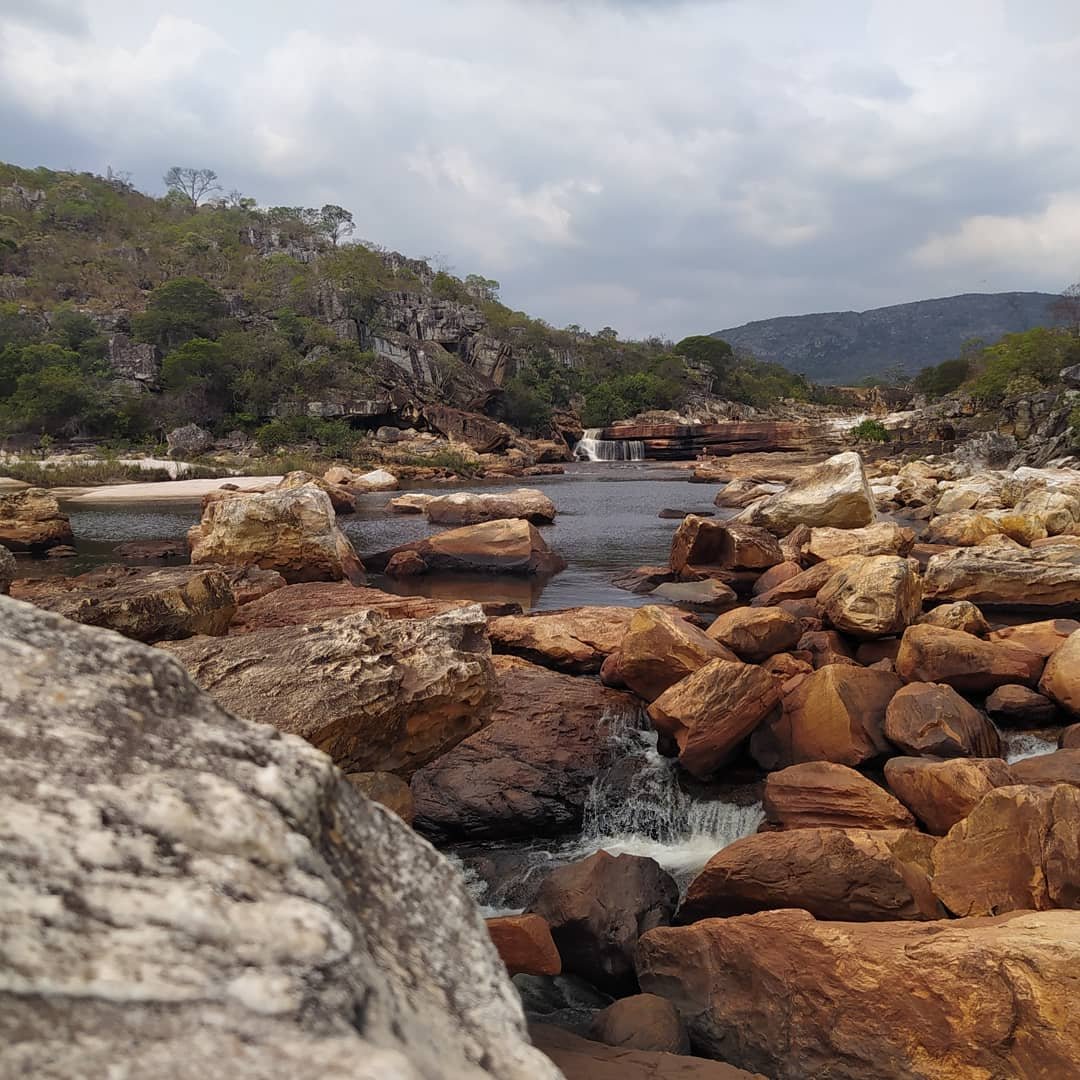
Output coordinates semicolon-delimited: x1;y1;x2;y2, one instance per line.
3;0;1080;339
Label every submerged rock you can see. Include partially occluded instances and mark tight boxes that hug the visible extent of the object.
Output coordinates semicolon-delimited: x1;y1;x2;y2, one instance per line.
0;595;557;1080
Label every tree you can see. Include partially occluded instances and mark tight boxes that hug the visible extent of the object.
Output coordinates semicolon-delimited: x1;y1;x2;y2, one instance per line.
464;274;500;303
132;277;226;350
319;204;355;247
1050;283;1080;337
674;335;734;387
163;166;221;208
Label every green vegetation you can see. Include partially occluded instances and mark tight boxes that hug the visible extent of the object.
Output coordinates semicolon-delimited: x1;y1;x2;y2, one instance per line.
914;327;1080;405
0;459;224;487
850;418;890;443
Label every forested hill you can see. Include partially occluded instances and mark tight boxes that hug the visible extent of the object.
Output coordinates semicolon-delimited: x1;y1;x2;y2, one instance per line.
714;292;1064;384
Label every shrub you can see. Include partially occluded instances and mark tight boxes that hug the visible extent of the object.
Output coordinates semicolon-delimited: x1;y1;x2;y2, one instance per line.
850;418;890;443
133;277;226;350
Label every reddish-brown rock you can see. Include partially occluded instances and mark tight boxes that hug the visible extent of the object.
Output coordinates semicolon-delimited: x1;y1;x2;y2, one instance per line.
411;656;639;839
895;623;1044;694
704;607;801;662
883;756;1015;835
985;684;1060;728
679;827;941;924
932;784;1080;915
0;487;74;552
485;914;561;977
648;658;781;778
1010;749;1080;788
385;550;428;576
803;522;915;563
749;556;862;607
1062;724;1080;748
762;762;915;830
883;682;1001;758
636;909;1080;1080
617;605;735;702
530;850;678;995
989;618;1080;658
750;561;801;596
796;629;856;668
760;652;813;682
816;555;922;640
918;600;991;635
750;665;901;769
588;994;690;1055
669;517;782;576
1039;628;1080;716
487;606;634;673
345;771;415;823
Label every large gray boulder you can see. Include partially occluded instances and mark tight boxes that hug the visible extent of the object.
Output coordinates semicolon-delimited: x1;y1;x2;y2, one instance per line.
0;596;558;1080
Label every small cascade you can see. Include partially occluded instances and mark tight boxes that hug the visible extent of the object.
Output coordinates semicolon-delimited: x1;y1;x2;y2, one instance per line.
573;429;646;462
1002;729;1060;763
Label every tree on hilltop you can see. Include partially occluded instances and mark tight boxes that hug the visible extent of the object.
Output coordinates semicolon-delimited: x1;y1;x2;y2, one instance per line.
1050;283;1080;337
163;166;221;208
320;204;355;247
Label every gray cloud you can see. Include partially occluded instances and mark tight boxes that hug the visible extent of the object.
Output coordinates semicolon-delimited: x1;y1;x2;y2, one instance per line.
1;0;1079;338
0;0;89;36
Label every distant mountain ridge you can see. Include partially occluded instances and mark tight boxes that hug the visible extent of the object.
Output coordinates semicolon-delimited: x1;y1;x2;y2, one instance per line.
713;292;1063;384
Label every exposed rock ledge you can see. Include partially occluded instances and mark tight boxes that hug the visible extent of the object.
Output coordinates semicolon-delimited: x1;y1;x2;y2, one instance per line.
0;595;557;1080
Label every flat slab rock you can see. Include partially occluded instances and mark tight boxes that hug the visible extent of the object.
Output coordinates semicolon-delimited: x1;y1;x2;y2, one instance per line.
0;595;557;1080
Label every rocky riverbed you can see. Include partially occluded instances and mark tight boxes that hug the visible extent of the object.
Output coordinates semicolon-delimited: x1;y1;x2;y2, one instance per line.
4;447;1080;1077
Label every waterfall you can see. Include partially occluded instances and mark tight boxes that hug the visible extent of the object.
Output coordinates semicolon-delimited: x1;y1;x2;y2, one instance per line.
573;429;646;462
1002;729;1060;763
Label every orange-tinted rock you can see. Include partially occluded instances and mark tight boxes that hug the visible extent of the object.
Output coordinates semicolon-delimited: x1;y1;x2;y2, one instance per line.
750;556;862;607
1010;749;1080;788
989;618;1080;658
648;659;780;779
750;560;801;596
884;682;1001;758
670;517;782;575
530;850;678;995
854;638;901;666
804;522;915;563
385;549;428;576
617;605;735;702
883;755;1015;835
923;543;1080;609
817;555;922;640
762;762;915;830
679;827;941;923
1063;724;1080;748
636;909;1080;1080
932;784;1080;915
895;623;1043;694
750;665;900;769
0;487;74;552
985;684;1059;728
277;469;356;514
704;607;801;662
345;771;415;823
796;629;856;668
925;511;1002;546
486;914;561;976
487;606;635;673
918;600;991;635
760;652;813;682
411;656;639;839
1039;629;1080;716
588;994;690;1055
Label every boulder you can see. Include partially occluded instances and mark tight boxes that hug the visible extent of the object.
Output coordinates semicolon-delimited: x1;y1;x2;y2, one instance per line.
612;565;679;594
884;682;1001;758
487;606;634;673
486;914;562;977
531;1024;760;1080
923;543;1080;610
161;605;495;776
1064;724;1080;748
803;522;914;563
215;565;286;606
588;995;690;1055
650;579;738;612
636;908;1080;1080
704;607;801;662
11;565;235;643
365;519;566;577
188;482;365;583
763;761;915;830
816;555;922;640
750;560;800;596
388;492;434;513
529;851;678;996
325;465;400;492
932;784;1080;915
647;658;781;779
750;665;901;769
990;617;1080;658
345;770;415;823
0;544;14;595
895;623;1044;694
1016;487;1080;534
925;510;1002;546
277;469;356;514
617;605;734;702
669;517;782;575
411;656;640;839
714;477;785;508
735;451;875;535
761;652;813;681
1010;749;1080;788
424;488;557;525
1040;629;1080;715
985;684;1060;728
986;509;1048;546
678;827;941;923
854;638;901;666
113;537;190;561
0;487;74;552
884;755;1015;835
0;596;558;1080
749;555;862;607
917;600;990;635
165;421;214;457
386;549;428;576
796;629;856;668
425;404;513;453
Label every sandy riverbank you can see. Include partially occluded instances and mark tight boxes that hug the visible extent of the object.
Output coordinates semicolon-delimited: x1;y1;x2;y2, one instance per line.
64;476;283;503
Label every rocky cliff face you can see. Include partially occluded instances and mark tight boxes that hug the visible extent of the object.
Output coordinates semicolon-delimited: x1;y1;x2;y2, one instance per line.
715;292;1063;383
0;595;558;1079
